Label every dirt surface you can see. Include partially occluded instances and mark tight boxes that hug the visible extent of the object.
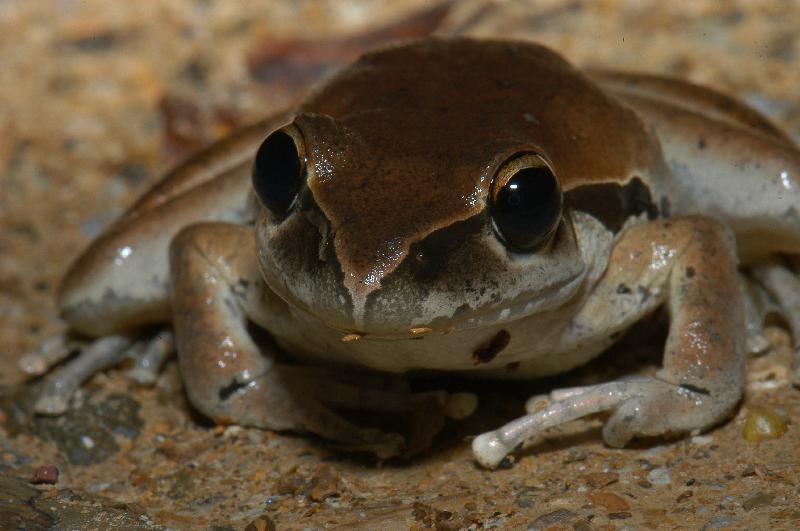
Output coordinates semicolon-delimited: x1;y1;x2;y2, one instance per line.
2;1;800;529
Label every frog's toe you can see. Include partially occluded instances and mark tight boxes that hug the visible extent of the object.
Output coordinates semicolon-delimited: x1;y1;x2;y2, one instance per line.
125;330;174;385
33;335;133;415
19;336;72;377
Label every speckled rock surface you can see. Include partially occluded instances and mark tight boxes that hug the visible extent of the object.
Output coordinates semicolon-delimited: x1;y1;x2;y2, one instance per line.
2;1;799;528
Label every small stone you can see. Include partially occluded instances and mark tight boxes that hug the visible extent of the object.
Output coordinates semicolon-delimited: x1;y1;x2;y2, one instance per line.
274;471;305;495
561;449;589;464
588;491;630;512
608;511;632;520
31;466;59;485
582;472;619;489
702;514;737;529
647;467;671;485
306;464;342;501
743;407;788;441
742;492;775;511
514;486;540;509
244;515;276;531
676;490;694;503
528;508;576;528
411;502;463;530
572;520;593;531
691;434;714;445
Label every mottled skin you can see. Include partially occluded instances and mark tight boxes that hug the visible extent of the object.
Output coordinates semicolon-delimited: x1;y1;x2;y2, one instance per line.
31;38;800;466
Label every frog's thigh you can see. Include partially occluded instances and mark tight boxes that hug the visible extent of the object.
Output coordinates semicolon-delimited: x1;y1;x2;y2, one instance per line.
59;162;252;337
473;216;746;468
169;222;407;456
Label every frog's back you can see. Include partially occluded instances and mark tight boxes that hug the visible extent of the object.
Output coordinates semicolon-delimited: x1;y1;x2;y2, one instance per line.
596;70;800;262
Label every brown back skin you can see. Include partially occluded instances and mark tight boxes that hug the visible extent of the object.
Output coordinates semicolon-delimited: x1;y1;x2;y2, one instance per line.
293;38;668;296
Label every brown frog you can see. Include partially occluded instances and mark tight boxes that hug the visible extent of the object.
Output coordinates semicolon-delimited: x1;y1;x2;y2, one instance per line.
24;38;800;467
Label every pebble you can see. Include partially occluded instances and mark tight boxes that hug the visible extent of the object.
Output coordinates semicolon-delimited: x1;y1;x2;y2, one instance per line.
690;435;714;446
588;491;630;512
244;515;276;531
581;472;619;489
306;464;342;502
702;514;737;529
647;467;671;485
741;492;775;511
527;508;576;529
31;466;59;485
743;407;788;441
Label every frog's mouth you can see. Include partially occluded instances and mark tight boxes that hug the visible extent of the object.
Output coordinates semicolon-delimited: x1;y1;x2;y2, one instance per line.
256;196;590;339
269;262;587;344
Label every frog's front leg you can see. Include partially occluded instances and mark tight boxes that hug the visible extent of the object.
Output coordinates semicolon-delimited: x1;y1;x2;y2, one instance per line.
170;222;459;458
474;216;746;468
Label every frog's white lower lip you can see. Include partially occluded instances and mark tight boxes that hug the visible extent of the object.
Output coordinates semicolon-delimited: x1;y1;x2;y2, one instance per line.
272;263;587;341
430;267;588;333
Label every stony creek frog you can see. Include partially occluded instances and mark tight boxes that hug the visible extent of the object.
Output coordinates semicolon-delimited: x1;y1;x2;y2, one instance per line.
24;38;800;467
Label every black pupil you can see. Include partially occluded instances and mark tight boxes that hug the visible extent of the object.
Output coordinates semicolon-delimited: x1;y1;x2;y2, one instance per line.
492;165;561;252
252;130;302;218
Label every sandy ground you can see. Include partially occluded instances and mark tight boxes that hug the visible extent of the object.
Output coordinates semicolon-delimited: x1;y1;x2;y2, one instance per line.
1;1;799;529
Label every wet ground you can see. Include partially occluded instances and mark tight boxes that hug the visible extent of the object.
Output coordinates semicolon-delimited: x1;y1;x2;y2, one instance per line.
2;1;800;529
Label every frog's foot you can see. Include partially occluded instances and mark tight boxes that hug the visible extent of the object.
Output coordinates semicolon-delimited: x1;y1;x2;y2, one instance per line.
193;364;476;459
472;376;730;469
195;365;396;458
752;260;800;384
27;330;174;415
31;335;134;415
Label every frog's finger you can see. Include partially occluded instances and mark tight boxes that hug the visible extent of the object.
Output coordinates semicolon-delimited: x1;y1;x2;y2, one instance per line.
473;380;646;469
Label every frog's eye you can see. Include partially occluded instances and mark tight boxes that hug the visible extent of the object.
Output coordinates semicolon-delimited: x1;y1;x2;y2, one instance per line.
252;124;305;219
490;153;562;252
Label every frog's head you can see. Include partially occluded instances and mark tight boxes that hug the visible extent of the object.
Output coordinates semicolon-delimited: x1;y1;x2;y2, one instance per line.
253;38;665;337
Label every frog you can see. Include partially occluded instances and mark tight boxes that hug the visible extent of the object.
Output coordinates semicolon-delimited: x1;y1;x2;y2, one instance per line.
22;37;800;468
